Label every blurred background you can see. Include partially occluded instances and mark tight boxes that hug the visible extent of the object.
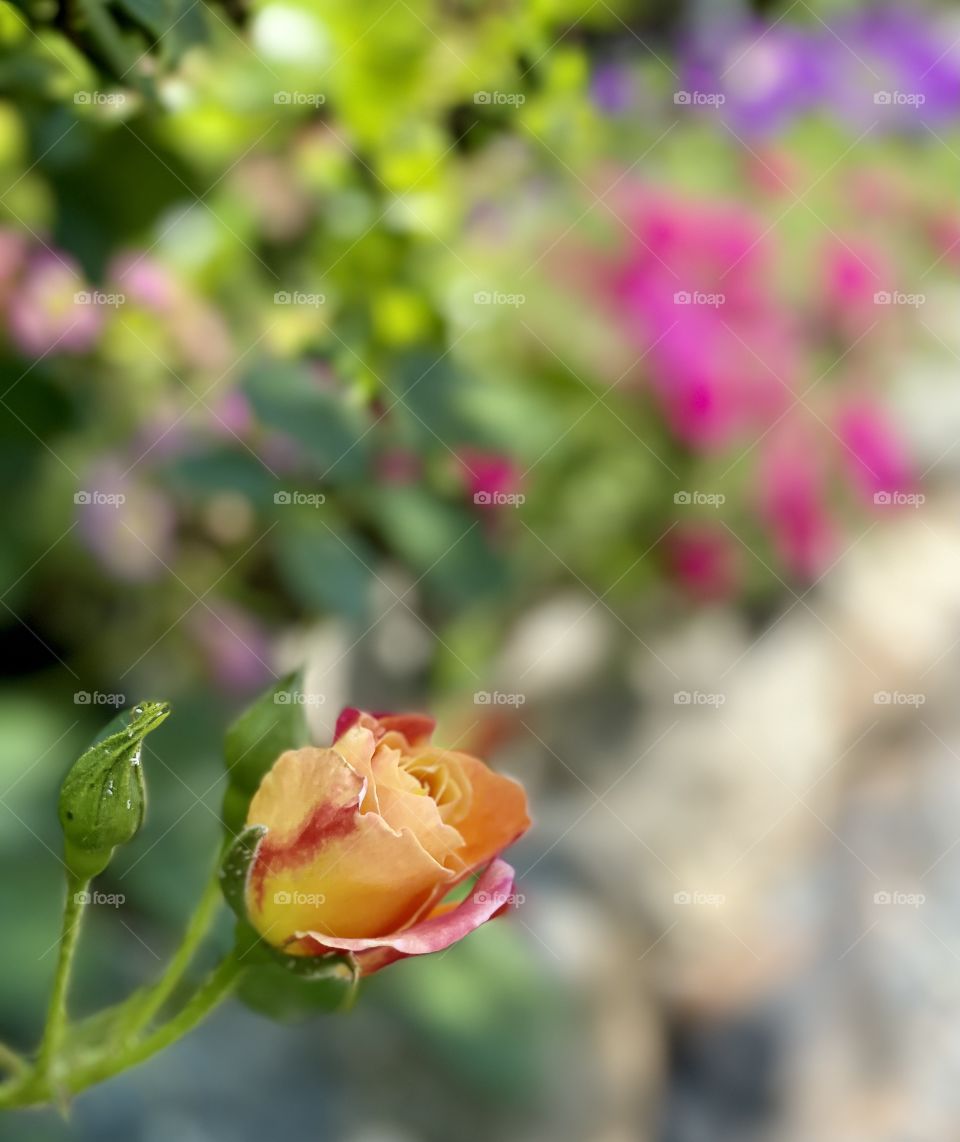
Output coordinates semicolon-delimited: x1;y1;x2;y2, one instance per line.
1;0;960;1138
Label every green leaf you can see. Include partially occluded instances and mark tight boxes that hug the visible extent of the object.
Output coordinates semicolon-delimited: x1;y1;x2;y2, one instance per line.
276;525;375;624
221;672;309;834
243;361;370;481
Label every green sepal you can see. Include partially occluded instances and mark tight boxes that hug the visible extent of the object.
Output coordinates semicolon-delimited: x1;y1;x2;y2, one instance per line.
58;700;170;879
218;824;266;922
221;672;309;834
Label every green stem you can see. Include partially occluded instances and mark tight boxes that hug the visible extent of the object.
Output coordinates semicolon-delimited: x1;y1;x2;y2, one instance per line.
3;954;243;1108
0;1041;25;1077
115;867;224;1042
36;873;89;1082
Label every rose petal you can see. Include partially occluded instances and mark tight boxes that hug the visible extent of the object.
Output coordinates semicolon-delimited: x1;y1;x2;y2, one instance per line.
442;752;531;871
333;707;436;747
245;747;454;946
294;858;518;973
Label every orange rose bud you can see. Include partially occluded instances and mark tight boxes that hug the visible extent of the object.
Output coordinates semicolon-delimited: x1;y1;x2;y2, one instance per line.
244;709;530;974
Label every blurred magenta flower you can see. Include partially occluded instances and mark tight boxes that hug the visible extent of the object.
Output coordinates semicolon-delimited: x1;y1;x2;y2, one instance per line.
459;448;523;505
669;525;740;601
7;250;102;357
758;426;837;580
606;188;797;448
821;240;890;337
837;398;913;503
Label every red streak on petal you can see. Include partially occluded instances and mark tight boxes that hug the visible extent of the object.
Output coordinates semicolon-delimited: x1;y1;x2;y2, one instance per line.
250;801;357;910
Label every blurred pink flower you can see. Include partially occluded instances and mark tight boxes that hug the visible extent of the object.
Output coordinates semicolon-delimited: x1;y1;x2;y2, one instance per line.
822;240;889;336
669;525;740;601
837;398;913;502
606;188;797;448
758;426;837;580
458;448;522;505
7;251;102;357
108;251;180;313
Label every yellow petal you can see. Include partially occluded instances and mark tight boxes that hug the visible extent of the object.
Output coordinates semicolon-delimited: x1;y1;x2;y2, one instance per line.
245;747;454;947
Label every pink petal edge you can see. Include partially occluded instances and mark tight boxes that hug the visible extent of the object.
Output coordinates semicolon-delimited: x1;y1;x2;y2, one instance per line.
294;857;517;972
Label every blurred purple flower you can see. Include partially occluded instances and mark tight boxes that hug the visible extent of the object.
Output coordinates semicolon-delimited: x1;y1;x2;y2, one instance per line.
76;460;176;581
680;21;824;135
190;601;274;695
592;62;634;116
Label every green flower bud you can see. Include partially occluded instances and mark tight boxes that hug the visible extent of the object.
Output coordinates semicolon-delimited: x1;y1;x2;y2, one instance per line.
58;701;170;879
